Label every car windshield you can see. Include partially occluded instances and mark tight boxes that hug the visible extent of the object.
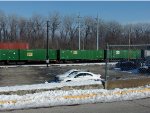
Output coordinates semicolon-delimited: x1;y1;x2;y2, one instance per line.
74;73;85;78
68;71;79;75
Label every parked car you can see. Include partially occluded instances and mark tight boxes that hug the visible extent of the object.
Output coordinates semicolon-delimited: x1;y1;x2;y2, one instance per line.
116;61;137;71
55;69;82;81
59;71;102;82
138;66;149;73
138;59;150;73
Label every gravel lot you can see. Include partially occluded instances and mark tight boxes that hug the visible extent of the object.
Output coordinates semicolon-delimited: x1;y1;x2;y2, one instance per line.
0;64;149;87
0;65;104;87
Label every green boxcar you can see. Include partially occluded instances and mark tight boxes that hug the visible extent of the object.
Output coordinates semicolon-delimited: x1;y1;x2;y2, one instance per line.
0;49;19;60
59;50;104;60
20;49;46;60
108;50;141;59
48;49;57;60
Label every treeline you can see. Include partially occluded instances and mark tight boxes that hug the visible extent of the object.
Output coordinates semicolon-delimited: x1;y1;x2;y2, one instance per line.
0;10;150;49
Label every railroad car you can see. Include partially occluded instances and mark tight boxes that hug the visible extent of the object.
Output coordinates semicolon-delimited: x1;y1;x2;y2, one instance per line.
0;44;148;65
20;49;46;61
49;49;57;61
107;50;142;60
0;49;19;64
19;49;57;63
57;50;104;62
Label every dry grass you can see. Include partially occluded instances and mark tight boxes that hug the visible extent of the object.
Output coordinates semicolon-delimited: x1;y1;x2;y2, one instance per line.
107;78;150;89
0;84;104;95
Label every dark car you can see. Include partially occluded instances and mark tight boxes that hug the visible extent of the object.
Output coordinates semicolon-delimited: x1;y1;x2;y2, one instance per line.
138;59;150;74
116;61;137;71
138;66;150;73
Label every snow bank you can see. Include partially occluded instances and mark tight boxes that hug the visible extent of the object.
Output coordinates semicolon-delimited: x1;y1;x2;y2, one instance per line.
0;85;150;110
0;80;102;92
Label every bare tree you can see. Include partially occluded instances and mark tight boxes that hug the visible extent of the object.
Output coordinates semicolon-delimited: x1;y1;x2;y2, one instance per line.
105;21;123;46
82;16;96;49
63;15;78;49
48;12;60;48
7;14;19;41
1;10;150;50
24;14;46;48
132;23;150;44
18;17;28;41
0;10;7;41
59;18;68;49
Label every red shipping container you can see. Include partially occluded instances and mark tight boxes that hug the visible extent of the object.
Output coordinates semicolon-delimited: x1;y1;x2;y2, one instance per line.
0;42;29;49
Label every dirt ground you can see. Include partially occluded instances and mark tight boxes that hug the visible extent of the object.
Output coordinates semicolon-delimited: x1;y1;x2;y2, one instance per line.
0;64;149;87
0;65;104;87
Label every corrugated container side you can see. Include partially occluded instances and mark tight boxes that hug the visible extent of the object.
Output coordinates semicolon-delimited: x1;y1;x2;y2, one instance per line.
129;50;141;59
110;50;141;59
59;50;104;60
20;49;46;60
49;50;57;60
0;49;19;60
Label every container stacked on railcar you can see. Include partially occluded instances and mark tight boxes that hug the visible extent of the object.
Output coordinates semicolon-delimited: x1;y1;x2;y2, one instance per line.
0;42;148;64
57;50;104;62
19;49;57;62
107;50;141;60
0;42;29;64
0;42;29;49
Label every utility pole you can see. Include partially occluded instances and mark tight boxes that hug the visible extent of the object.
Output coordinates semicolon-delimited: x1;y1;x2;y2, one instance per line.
104;43;109;89
128;26;131;61
78;13;81;50
46;21;50;67
96;14;99;50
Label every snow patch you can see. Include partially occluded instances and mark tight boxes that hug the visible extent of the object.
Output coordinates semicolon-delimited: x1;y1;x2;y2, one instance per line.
0;85;149;110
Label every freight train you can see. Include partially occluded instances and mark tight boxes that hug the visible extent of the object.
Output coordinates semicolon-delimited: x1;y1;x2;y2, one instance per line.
0;42;149;64
0;49;148;64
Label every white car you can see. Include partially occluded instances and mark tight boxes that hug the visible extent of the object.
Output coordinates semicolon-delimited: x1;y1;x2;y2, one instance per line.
60;71;102;82
55;69;81;81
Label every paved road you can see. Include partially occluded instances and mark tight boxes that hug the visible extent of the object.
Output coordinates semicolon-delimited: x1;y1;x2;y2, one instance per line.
1;98;150;113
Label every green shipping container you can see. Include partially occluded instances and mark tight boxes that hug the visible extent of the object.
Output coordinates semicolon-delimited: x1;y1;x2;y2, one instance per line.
48;49;57;60
20;49;46;60
0;49;19;60
59;50;104;60
128;50;141;59
108;50;141;59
